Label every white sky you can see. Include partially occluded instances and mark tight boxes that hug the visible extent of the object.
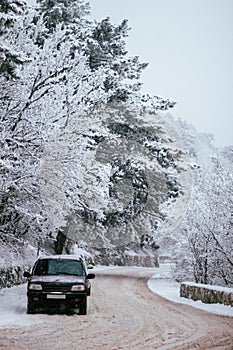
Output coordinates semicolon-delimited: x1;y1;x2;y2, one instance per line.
89;0;233;147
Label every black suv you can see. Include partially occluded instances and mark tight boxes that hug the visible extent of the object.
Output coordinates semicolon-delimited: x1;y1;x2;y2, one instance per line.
24;255;95;315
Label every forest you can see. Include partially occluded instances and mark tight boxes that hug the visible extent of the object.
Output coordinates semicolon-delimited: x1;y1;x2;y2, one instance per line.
0;0;232;288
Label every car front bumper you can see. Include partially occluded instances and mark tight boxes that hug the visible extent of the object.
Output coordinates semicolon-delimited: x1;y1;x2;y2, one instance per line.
27;291;87;308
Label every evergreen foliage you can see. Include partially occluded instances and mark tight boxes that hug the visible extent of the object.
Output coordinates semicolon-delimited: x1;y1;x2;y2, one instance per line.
86;17;148;101
36;0;90;30
0;0;26;78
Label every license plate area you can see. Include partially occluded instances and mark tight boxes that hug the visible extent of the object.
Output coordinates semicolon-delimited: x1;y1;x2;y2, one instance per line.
47;294;66;299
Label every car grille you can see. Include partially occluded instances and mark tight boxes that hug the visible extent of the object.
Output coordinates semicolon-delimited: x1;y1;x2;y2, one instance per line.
43;284;71;292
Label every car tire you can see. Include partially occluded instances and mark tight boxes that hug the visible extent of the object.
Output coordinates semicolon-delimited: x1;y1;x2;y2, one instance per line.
79;297;87;315
27;301;36;314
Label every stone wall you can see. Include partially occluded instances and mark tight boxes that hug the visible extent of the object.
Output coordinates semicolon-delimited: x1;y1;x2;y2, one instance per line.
93;252;159;267
180;282;233;307
0;244;37;289
90;243;159;268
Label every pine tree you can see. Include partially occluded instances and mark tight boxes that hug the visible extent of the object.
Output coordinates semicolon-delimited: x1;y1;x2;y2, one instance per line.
0;0;26;78
35;0;90;31
86;17;148;102
35;2;149;103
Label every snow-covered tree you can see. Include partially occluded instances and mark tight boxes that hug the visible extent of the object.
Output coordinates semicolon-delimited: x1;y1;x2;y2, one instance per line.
35;0;90;31
0;0;177;257
0;0;27;78
171;154;233;287
0;3;109;249
85;17;148;102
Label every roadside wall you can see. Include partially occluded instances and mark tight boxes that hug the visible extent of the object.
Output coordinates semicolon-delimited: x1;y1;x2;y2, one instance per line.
0;244;37;289
94;253;159;267
91;245;159;267
0;265;28;289
180;282;233;307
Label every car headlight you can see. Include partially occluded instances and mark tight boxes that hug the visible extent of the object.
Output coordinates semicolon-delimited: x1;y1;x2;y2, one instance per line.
71;284;85;291
28;283;42;291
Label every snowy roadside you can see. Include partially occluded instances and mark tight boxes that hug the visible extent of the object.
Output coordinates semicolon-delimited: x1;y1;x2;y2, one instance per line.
0;283;42;328
94;263;233;317
147;265;233;318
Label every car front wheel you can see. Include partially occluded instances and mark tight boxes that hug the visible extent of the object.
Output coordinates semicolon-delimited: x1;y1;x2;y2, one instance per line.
79;297;87;315
27;300;36;314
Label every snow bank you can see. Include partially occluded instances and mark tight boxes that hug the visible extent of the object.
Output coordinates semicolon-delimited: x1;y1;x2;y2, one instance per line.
0;284;42;328
148;275;233;317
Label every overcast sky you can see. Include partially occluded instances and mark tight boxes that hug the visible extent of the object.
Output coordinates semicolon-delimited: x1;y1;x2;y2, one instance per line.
89;0;233;147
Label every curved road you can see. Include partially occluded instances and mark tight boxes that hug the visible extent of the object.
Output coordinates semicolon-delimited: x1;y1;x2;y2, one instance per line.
0;267;232;349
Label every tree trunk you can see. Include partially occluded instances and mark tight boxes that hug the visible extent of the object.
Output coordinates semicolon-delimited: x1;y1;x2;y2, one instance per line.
54;230;66;254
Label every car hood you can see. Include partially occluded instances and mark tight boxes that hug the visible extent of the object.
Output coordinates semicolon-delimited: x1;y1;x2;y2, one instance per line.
30;275;86;284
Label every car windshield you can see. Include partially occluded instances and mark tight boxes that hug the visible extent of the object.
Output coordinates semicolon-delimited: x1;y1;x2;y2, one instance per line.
33;259;84;276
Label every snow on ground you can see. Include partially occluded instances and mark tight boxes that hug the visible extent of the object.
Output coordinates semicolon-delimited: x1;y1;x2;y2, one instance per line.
0;283;42;328
0;264;232;329
147;264;233;318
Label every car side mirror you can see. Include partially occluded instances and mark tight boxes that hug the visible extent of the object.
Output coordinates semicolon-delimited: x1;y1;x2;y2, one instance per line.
87;273;95;279
87;264;94;269
23;271;31;278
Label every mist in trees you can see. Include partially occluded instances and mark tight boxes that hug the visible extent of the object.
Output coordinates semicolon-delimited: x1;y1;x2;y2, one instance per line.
184;159;232;286
165;118;233;287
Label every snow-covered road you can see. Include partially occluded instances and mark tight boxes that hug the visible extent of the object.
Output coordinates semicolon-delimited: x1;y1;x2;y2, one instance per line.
0;266;232;349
